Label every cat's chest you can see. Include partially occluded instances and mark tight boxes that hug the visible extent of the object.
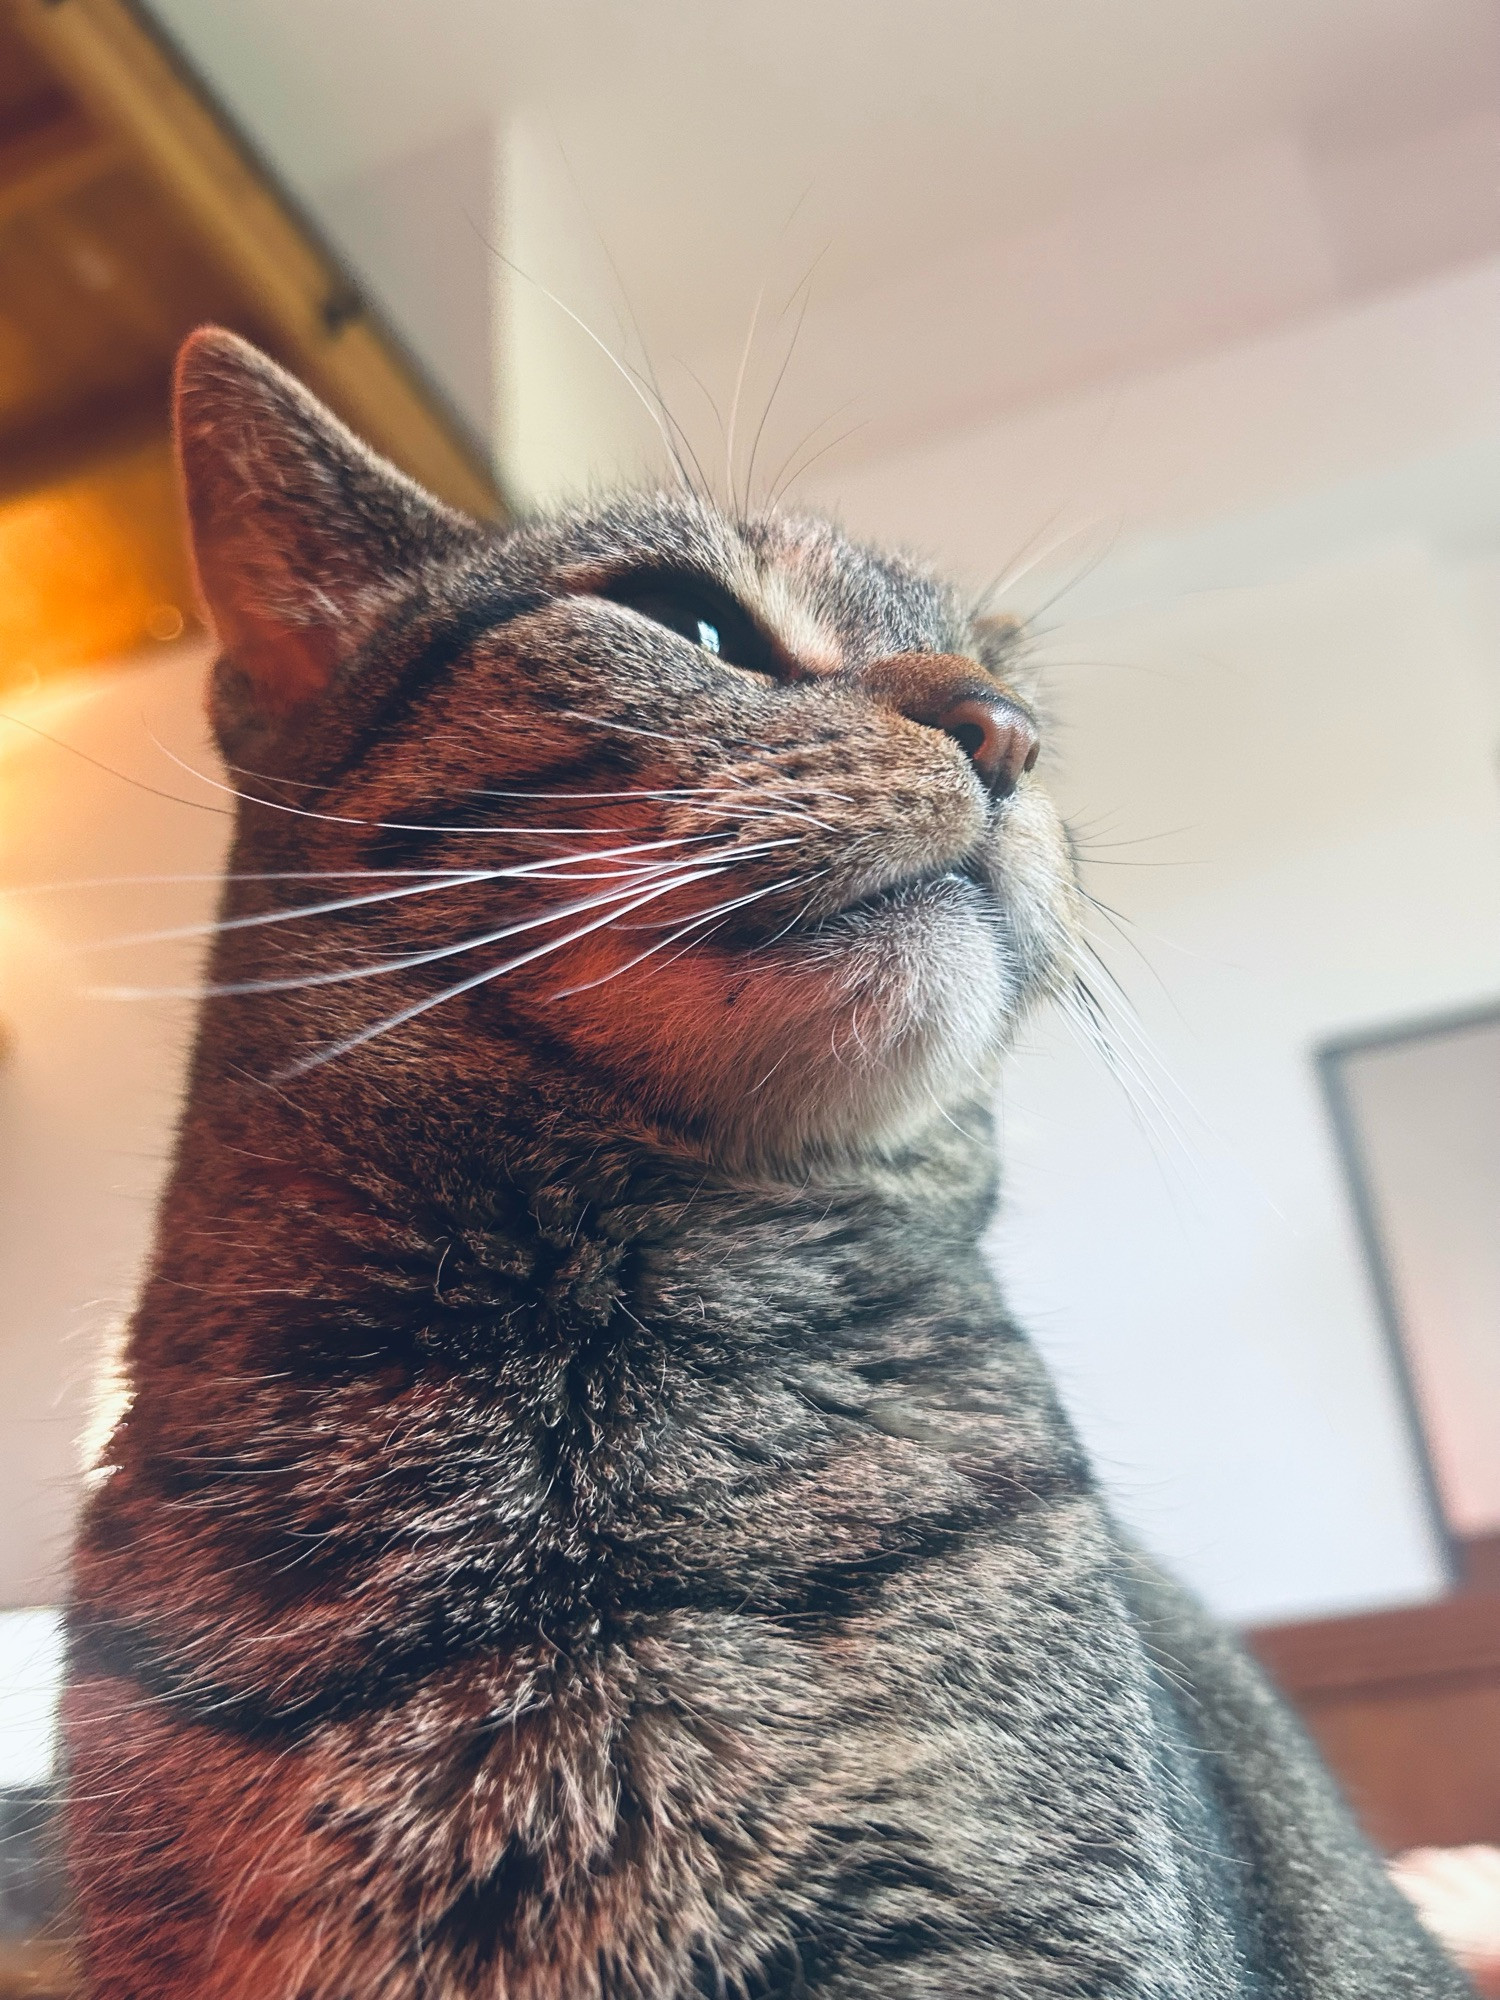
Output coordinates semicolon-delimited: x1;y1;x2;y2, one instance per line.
172;1502;1195;2000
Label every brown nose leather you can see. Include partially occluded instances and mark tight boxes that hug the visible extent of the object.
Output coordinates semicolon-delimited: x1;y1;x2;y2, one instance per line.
859;651;1040;798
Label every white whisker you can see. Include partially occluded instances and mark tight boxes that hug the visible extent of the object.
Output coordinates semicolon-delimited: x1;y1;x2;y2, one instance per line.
470;782;842;822
479;239;701;498
545;873;814;999
553;712;728;754
144;738;729;840
726;283;766;509
74;836;801;952
745;262;819;511
1;869;513;897
496;832;781;875
82;872;499;951
1058;969;1206;1191
281;870;729;1078
754;874;832;949
148;737;831;845
0;870;380;901
95;866;730;1001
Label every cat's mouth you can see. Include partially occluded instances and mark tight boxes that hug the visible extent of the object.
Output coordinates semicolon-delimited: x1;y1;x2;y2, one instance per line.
823;856;987;928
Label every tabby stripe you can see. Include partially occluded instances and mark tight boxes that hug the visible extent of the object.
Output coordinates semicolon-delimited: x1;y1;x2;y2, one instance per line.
68;1491;1089;1744
313;588;553;797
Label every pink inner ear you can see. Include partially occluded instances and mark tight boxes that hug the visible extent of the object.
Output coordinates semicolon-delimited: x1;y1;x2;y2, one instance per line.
172;328;381;725
207;600;344;720
186;506;346;721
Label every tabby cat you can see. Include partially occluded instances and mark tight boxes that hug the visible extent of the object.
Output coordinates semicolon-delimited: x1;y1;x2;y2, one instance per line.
61;329;1469;1999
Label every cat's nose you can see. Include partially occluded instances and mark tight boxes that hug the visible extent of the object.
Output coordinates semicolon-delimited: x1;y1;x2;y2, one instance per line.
859;652;1040;798
936;692;1040;797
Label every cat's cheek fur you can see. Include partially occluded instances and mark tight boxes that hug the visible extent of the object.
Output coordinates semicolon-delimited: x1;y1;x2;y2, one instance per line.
975;781;1082;1004
549;891;1009;1166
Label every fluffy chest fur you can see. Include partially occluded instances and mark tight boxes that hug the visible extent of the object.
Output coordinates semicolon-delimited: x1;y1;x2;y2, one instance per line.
66;1140;1213;1999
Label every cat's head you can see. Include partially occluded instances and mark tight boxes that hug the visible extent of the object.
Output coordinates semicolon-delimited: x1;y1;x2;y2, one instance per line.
174;328;1080;1173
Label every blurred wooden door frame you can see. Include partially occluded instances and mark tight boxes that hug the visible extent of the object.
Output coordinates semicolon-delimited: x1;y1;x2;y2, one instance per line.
2;0;506;515
0;0;507;687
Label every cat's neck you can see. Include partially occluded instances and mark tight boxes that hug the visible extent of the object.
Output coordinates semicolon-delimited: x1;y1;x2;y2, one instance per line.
143;1060;999;1359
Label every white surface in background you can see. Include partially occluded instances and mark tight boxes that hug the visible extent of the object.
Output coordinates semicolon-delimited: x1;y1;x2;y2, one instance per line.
0;644;226;1609
985;541;1500;1622
0;1608;63;1789
796;255;1500;592
315;122;498;448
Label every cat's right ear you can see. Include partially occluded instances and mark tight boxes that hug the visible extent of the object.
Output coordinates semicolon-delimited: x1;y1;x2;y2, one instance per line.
173;327;479;759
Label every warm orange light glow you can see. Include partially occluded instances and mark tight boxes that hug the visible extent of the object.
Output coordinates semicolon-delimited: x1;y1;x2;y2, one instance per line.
0;434;199;691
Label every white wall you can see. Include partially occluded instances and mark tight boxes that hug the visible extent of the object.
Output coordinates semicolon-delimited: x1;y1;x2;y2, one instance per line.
0;645;224;1609
493;121;672;510
792;256;1500;585
314;122;500;451
987;545;1500;1622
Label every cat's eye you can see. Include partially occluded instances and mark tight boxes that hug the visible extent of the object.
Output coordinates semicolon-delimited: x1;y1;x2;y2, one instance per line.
594;570;783;679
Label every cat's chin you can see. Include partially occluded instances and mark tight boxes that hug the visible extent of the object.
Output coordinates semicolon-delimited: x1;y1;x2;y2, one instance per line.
547;789;1079;1170
729;877;1020;1163
708;797;1078;1168
578;874;1043;1171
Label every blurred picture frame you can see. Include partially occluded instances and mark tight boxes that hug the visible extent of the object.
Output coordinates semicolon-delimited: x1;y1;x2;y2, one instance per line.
1319;1000;1500;1593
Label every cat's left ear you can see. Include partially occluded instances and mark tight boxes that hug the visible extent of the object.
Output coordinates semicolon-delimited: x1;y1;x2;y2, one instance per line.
173;327;480;752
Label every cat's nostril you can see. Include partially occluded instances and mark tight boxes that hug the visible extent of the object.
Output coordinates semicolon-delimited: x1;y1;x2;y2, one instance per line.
940;694;1040;798
857;652;1041;797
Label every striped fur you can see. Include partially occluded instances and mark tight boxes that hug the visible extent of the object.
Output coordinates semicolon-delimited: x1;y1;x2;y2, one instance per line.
62;331;1467;1998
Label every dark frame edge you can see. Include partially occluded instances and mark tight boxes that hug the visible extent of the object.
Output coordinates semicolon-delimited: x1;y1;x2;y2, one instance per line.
1310;1003;1500;1595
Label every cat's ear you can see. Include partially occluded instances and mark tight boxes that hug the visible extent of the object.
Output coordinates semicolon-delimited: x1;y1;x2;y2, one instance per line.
972;611;1024;677
972;610;1041;703
173;327;478;752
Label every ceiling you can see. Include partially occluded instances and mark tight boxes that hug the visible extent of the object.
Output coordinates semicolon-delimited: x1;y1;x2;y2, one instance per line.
0;6;262;501
143;0;1500;369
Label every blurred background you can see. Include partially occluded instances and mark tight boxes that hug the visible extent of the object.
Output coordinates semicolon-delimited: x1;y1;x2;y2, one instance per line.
2;0;1499;1970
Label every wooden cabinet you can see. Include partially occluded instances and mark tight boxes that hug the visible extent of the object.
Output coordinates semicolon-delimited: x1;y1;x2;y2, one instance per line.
1251;1549;1500;1852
